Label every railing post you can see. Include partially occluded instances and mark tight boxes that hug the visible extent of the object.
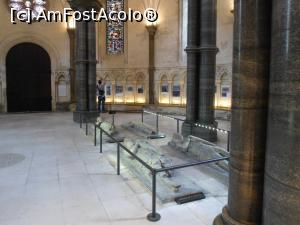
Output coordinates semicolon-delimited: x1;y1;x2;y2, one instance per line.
141;110;144;123
112;114;115;126
227;131;231;152
100;129;103;153
156;113;159;134
86;122;88;136
177;119;180;133
117;144;120;175
94;124;97;146
80;113;82;128
147;170;161;222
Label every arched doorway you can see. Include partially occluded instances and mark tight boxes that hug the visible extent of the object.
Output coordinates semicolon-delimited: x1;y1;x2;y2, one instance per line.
6;43;52;112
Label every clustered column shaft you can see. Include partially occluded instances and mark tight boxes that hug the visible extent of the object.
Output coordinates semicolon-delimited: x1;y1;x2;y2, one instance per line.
182;0;218;142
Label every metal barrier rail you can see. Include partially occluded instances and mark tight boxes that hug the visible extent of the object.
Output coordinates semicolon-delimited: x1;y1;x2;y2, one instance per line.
77;110;230;221
94;123;229;222
78;109;231;152
142;109;231;152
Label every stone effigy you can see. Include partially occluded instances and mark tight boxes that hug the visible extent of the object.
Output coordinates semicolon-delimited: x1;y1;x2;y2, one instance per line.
118;138;202;202
121;121;165;139
168;134;229;173
95;116;116;135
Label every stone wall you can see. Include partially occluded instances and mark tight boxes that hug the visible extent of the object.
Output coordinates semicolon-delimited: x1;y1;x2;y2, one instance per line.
0;0;234;112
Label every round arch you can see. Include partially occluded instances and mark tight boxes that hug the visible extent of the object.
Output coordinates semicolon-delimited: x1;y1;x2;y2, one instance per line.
0;33;61;112
6;42;52;112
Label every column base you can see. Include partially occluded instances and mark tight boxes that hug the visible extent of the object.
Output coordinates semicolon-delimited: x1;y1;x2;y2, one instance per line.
182;121;218;142
182;121;194;137
213;207;253;225
73;111;99;123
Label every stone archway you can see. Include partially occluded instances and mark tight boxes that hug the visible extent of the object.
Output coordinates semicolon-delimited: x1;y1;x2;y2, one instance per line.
6;42;52;112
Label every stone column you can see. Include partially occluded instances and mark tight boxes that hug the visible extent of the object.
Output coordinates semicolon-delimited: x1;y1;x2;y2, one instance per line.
182;0;200;136
146;25;157;105
213;0;271;225
69;0;101;122
75;19;88;112
262;1;300;224
87;21;97;111
194;0;218;142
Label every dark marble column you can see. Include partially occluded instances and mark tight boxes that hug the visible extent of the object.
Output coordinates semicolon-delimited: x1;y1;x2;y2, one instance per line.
193;0;218;142
75;19;88;112
213;0;271;225
87;21;97;112
69;0;101;122
262;1;300;224
67;27;76;104
182;0;200;136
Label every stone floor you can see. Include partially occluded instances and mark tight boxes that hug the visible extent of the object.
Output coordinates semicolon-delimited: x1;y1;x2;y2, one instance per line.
0;112;229;225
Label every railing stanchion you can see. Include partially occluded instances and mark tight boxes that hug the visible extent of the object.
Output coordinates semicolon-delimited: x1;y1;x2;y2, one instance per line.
147;170;161;222
117;144;120;175
86;122;88;136
80;113;82;128
141;110;144;123
94;124;97;146
227;131;231;152
177;119;180;133
100;129;103;153
156;113;159;134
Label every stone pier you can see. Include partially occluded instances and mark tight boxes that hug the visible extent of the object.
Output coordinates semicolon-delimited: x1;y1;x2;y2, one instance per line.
69;0;101;122
182;0;218;142
213;0;271;224
262;0;300;224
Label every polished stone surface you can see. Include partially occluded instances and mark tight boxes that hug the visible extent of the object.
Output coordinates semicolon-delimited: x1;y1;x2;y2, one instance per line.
0;112;229;225
263;1;300;224
214;0;272;224
183;0;218;142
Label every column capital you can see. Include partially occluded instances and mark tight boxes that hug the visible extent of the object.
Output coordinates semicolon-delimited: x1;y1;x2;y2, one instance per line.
146;25;157;36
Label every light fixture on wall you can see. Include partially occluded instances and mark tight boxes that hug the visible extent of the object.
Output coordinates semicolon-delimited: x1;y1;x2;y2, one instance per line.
67;15;76;30
230;0;234;13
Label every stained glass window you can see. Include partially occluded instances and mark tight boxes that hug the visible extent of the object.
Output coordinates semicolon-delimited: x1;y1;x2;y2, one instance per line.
9;0;47;20
106;0;124;54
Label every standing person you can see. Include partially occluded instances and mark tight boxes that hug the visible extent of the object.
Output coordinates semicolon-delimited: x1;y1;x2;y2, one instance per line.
96;80;105;112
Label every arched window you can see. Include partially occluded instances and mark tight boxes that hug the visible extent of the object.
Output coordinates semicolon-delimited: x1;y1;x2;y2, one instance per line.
104;74;113;103
115;74;124;103
218;73;232;108
171;74;182;105
161;75;169;93
172;75;181;98
136;73;145;103
125;74;135;103
160;75;170;104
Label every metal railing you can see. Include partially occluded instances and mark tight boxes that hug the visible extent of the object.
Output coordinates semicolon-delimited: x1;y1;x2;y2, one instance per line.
141;109;231;152
79;109;231;152
77;110;230;222
95;124;229;222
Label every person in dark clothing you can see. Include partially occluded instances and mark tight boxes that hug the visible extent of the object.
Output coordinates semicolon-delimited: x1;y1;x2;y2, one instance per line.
96;80;105;112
